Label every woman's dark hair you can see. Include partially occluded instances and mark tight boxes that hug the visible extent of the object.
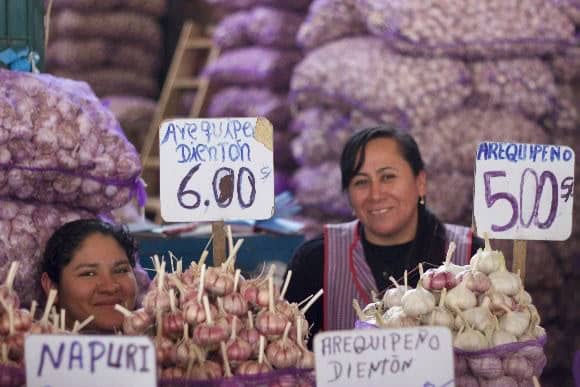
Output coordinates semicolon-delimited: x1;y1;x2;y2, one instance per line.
340;126;425;190
41;219;138;284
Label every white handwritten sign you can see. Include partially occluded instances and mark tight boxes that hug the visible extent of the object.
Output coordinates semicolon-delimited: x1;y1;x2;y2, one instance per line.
159;117;275;222
474;141;574;240
314;327;454;387
25;335;156;387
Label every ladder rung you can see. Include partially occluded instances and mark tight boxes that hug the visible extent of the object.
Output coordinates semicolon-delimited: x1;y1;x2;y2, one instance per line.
185;38;213;49
144;157;160;168
174;78;201;89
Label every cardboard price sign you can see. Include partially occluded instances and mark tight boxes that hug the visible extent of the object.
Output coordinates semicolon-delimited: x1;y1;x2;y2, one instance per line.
314;327;454;387
474;141;575;240
25;335;156;387
159;117;275;222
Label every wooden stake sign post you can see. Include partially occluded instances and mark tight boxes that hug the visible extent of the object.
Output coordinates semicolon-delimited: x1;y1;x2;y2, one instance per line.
159;117;275;265
473;141;575;281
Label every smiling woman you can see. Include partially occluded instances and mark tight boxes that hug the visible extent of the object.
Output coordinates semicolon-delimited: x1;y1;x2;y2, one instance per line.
40;219;138;333
285;126;485;347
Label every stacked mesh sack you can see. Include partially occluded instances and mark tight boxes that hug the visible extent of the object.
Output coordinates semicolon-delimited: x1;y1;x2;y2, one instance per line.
288;1;580;385
202;0;313;195
0;69;149;309
45;0;165;152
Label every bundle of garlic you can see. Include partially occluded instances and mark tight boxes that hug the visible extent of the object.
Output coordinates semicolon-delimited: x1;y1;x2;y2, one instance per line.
0;262;95;386
118;236;320;385
355;236;547;385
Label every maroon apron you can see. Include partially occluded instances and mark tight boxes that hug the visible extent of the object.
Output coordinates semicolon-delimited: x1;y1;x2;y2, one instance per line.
323;220;473;331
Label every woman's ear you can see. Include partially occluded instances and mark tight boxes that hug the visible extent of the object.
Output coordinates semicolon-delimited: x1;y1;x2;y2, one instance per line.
40;272;58;303
417;170;427;198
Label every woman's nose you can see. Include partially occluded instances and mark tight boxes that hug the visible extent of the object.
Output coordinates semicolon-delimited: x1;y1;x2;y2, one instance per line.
369;180;382;199
99;274;121;293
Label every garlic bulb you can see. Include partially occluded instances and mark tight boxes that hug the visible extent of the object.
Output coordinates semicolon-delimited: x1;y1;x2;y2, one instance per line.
362;301;383;317
381;307;419;329
489;267;521;296
401;266;435;317
499;305;530;337
492;329;518;346
480;290;515;315
470;233;505;274
503;355;534;380
445;277;477;310
456;270;491;294
514;289;532;306
461;298;495;333
421;288;454;329
454;325;489;351
382;276;406;309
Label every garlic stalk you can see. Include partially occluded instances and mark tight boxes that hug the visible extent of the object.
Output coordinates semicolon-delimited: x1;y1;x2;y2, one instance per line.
401;264;435;317
470;232;506;274
514;288;532;306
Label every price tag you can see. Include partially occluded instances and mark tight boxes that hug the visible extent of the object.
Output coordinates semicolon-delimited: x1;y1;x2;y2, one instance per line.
314;327;454;387
159;117;275;222
25;335;156;387
474;141;574;240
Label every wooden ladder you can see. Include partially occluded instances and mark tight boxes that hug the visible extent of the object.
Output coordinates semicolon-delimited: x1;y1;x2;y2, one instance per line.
140;21;220;222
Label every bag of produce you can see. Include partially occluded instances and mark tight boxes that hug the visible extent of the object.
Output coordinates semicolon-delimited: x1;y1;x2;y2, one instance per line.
290;37;472;129
204;48;302;90
354;237;548;385
357;0;576;59
203;0;312;12
297;0;366;50
0;69;145;212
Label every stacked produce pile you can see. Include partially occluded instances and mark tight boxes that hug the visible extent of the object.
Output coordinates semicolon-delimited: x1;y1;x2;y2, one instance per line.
288;3;579;383
355;239;547;386
0;262;96;386
46;0;166;99
203;0;313;194
116;243;320;384
0;69;148;306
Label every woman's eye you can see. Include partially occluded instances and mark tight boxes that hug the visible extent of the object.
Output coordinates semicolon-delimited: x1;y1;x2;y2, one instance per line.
353;179;368;187
381;174;395;181
114;266;131;274
79;271;96;277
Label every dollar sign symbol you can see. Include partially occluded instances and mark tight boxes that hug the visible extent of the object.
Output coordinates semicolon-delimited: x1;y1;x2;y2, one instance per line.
560;176;574;202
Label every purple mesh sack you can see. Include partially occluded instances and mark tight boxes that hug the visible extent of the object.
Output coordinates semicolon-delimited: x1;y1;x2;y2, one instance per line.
297;0;366;50
413;108;549;176
551;0;580;23
213;11;251;49
292;162;351;217
51;9;163;51
245;7;304;48
160;368;315;387
470;59;559;122
551;46;580;82
0;363;25;387
203;0;312;12
356;320;547;385
207;87;291;128
0;199;94;307
290;37;472;129
357;0;576;59
205;48;302;90
47;38;161;76
51;0;168;17
542;84;579;136
0;70;145;212
290;108;381;166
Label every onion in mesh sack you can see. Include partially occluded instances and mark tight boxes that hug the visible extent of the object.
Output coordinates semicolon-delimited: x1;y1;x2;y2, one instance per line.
357;0;576;59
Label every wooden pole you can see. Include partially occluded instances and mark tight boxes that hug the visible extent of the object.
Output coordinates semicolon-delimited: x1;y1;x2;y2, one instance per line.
512;239;527;282
212;221;226;266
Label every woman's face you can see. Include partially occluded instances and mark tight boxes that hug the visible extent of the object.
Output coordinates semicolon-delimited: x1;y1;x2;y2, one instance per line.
54;233;137;332
347;137;426;245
